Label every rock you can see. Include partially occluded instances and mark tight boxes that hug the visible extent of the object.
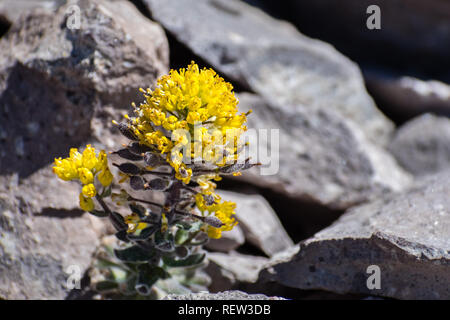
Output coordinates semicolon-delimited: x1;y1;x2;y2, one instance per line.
388;114;450;176
260;171;450;300
206;251;269;292
143;0;394;145
163;290;285;300
234;93;411;210
0;0;169;177
0;0;64;25
217;190;293;257
365;72;450;123
261;0;450;78
0;167;102;299
206;224;245;252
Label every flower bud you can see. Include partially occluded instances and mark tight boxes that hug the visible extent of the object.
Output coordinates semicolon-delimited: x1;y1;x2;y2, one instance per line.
203;194;215;206
116;122;138;141
114;149;143;161
114;162;141;175
143;152;160;167
204;215;224;228
129;175;145;190
147;178;168;191
128;142;152;155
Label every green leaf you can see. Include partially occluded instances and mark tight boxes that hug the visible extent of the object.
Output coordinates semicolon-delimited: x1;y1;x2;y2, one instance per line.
89;210;109;218
129;203;146;217
187;238;209;246
134;265;170;296
95;257;127;270
95;281;119;292
110;211;127;231
162;253;205;268
154;230;175;252
186;233;209;246
127;225;158;241
176;221;202;231
115;230;130;243
188;221;203;232
141;213;160;224
174;228;190;245
114;245;155;262
101;185;112;198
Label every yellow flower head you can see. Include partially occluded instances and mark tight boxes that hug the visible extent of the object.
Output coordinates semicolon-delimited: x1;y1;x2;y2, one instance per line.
53;158;78;181
98;168;113;187
82;183;97;198
53;145;114;211
197;195;238;239
126;62;250;183
78;167;94;185
79;193;94;212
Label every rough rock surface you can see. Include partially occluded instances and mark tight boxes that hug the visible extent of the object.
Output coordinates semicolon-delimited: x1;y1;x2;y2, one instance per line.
0;168;102;299
388;114;450;176
0;0;168;177
365;73;450;122
163;290;285;300
260;171;450;299
0;0;64;25
234;93;411;210
217;190;293;256
269;0;450;75
205;224;245;253
143;0;393;145
206;251;269;292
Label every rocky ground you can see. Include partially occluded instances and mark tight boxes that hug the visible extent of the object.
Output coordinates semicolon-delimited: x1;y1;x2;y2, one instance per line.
0;0;449;300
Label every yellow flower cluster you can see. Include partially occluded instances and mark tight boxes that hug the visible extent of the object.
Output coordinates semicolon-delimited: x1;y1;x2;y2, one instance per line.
195;192;238;239
53;145;113;211
127;61;250;184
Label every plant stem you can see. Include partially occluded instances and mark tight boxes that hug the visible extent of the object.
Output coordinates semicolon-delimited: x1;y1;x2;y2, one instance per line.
182;185;199;194
128;196;164;208
128;195;207;223
141;170;174;177
95;195;112;214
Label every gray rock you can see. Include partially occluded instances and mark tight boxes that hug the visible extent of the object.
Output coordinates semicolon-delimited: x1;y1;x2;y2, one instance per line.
0;167;102;299
273;0;450;73
143;0;394;145
0;0;64;25
235;93;411;210
260;171;450;299
365;73;450;122
388;114;450;176
0;0;168;177
205;224;245;253
206;251;269;292
163;290;285;300
217;190;293;256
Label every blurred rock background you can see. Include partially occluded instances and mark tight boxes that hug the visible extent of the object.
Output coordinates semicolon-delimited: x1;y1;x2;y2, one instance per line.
0;0;448;300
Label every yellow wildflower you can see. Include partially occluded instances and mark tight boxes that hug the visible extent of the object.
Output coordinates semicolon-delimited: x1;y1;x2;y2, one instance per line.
53;158;78;181
207;226;222;239
82;183;97;198
98;168;113;187
81;145;99;170
196;195;238;239
78;167;94;185
125;62;249;184
53;145;114;211
79;193;94;212
69;148;83;168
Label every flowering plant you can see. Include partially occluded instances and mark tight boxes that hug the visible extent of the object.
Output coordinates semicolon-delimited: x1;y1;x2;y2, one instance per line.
53;62;256;298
